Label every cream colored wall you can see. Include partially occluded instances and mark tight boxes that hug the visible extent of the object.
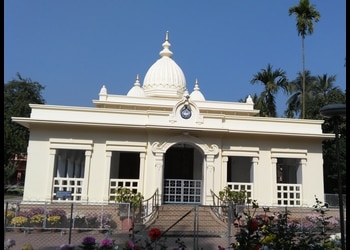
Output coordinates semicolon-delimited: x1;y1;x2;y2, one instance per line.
22;132;52;202
22;121;325;207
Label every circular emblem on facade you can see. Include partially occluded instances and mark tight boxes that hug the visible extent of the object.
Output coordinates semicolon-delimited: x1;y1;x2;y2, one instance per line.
180;105;192;119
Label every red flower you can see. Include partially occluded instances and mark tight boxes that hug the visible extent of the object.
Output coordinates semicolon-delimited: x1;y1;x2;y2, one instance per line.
148;228;161;242
253;244;262;250
247;218;259;234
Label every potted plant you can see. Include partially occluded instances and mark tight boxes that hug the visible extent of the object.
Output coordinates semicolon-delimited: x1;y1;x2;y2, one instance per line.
73;213;87;231
47;208;67;231
218;186;248;223
28;207;46;231
218;186;247;205
114;187;143;231
11;216;28;232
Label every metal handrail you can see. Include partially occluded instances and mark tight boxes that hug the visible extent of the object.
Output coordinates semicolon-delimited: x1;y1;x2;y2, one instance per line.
138;188;159;224
210;189;233;222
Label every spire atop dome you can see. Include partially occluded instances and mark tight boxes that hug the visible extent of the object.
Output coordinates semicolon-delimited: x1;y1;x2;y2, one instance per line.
194;79;200;91
190;78;205;101
134;74;141;86
127;74;145;97
159;31;173;58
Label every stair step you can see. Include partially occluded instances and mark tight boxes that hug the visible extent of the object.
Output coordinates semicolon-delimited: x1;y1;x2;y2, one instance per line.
145;205;228;236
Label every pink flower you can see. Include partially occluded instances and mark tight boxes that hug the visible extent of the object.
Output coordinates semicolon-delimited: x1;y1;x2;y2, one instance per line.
99;238;113;248
126;240;140;250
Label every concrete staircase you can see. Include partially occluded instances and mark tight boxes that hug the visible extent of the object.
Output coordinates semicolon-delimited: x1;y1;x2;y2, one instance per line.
143;204;229;237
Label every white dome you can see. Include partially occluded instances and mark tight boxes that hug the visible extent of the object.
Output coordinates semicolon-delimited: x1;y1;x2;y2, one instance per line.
143;32;187;98
127;75;146;97
190;79;205;101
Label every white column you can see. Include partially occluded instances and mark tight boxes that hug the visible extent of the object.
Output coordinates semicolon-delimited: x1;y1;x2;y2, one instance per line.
251;157;259;201
102;151;112;202
45;149;56;201
221;156;228;187
271;157;278;205
154;153;164;204
297;159;305;184
204;155;215;205
81;150;92;202
139;152;146;195
251;157;259;182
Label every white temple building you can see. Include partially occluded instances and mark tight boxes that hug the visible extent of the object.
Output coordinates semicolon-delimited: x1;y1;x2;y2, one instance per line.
13;32;333;207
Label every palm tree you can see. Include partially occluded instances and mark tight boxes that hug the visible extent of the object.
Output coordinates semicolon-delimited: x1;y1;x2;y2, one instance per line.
285;70;316;118
250;64;288;117
312;74;338;101
289;0;320;119
306;74;339;119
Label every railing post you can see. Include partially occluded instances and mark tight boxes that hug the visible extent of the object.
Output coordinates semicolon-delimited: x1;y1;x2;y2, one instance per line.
68;203;73;244
228;201;233;249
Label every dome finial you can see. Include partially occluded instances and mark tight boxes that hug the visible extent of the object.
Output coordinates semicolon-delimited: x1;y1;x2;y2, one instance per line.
134;74;140;86
190;78;205;101
194;78;200;91
127;74;145;97
160;31;173;58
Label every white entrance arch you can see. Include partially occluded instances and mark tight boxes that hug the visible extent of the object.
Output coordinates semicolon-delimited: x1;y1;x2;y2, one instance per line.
151;134;219;205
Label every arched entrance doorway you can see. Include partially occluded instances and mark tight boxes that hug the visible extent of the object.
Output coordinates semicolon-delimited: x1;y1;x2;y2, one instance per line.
163;143;204;204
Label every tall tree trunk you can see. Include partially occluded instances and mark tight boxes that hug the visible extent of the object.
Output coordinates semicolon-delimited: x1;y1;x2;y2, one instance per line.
302;36;305;119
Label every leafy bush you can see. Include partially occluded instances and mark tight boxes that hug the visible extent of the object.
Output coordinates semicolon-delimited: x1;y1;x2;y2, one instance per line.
231;197;340;249
219;186;247;204
5;185;24;196
114;187;143;208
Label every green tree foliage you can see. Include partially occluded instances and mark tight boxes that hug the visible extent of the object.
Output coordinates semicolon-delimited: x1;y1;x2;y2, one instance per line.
319;91;346;194
250;64;288;117
285;72;339;119
4;73;45;184
289;0;321;119
284;70;317;118
246;67;346;194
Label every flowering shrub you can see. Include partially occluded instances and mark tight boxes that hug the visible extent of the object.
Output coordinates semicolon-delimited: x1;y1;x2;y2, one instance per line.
73;213;87;228
10;216;28;227
48;208;67;218
27;207;46;217
47;215;61;226
231;197;340;249
98;238;115;250
86;213;100;228
123;228;186;249
5;210;15;223
148;228;161;242
30;214;45;226
84;213;115;229
78;236;115;250
79;236;97;249
27;207;46;227
47;208;67;227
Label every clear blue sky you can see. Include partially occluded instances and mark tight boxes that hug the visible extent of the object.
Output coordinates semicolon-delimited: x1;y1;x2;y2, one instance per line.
4;1;346;117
